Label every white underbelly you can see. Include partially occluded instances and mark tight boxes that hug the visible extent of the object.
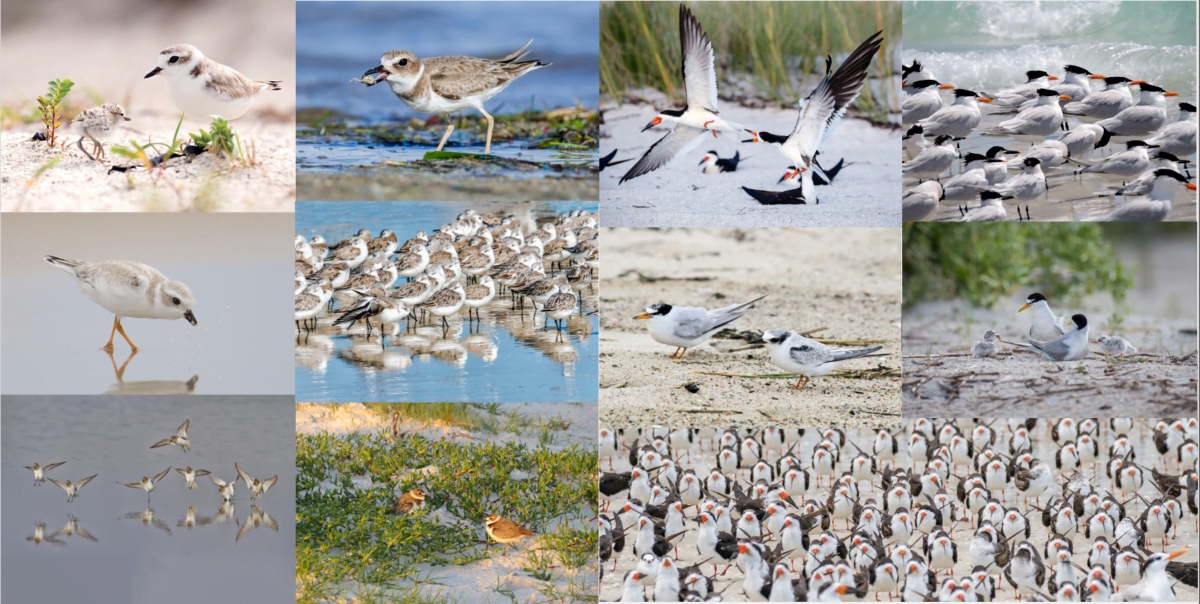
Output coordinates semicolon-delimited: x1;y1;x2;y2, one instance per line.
169;81;255;120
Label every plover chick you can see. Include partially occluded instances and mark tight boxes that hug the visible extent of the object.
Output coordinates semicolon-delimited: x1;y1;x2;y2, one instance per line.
145;44;282;120
1095;335;1137;361
357;41;549;155
972;329;999;357
23;461;66;486
45;255;197;352
483;513;536;555
385;489;427;515
70;102;130;161
150;419;191;453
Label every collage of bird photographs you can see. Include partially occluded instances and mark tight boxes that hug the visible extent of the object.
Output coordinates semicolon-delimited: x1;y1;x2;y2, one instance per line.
0;1;1197;603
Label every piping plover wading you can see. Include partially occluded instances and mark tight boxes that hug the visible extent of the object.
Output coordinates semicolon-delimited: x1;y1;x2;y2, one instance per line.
144;44;282;120
70;102;130;161
633;295;766;359
483;513;536;556
23;461;66;486
45;255;197;352
150;419;191;453
357;41;549;155
750;328;885;390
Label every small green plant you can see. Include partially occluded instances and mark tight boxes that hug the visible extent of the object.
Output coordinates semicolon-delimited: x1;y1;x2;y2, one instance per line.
190;116;240;160
37;78;74;146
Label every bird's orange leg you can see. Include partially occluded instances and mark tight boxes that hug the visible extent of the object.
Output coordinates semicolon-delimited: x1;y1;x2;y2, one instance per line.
114;318;138;351
103;315;120;351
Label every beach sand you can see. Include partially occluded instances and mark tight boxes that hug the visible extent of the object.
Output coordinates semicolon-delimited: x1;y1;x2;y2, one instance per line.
599;228;903;428
1;116;294;212
601;103;901;227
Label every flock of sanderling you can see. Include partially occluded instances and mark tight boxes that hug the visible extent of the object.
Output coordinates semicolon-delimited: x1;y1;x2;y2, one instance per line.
23;419;280;544
902;62;1197;222
295;208;598;347
600;419;1198;602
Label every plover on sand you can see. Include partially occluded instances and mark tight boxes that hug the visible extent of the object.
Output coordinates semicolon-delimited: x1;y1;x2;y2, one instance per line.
70;102;130;161
386;489;427;515
145;44;282;120
484;513;536;555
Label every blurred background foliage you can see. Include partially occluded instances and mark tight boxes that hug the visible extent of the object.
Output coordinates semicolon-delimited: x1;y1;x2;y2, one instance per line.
600;1;899;121
903;222;1139;308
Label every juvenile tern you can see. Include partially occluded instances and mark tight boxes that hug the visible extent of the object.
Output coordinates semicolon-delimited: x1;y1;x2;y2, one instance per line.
903;79;956;124
916;89;992;138
750;328;884;390
1063;76;1135;123
743;30;883;184
1095;335;1137;361
902;180;943;221
1144;102;1197;158
980;89;1071;145
619;5;745;184
903;134;957;181
1101;168;1196;222
1021;313;1090;361
633;295;766;358
972;329;1000;357
1095;82;1179;138
1018;292;1066;341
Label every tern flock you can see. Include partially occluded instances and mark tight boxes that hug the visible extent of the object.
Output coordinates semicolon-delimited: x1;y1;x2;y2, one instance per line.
901;62;1197;222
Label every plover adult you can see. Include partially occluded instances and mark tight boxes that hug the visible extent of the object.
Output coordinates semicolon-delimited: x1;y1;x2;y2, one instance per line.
357;41;549;155
386;489;427;515
484;513;536;555
46;255;197;351
145;44;282;120
70;102;130;161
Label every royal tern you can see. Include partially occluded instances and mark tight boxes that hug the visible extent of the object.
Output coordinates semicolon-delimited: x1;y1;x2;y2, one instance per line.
903;134;956;181
633;295;766;358
750;328;884;390
903;124;930;160
1095;82;1180;138
1078;140;1159;178
1063;76;1135;123
698;150;741;173
1018;292;1066;341
976;157;1046;220
992;65;1099;115
917;89;993;137
1112;152;1192;197
1021;313;1089;361
743;30;883;183
1010;139;1069;171
941;152;996;211
903;180;943;221
1144;102;1197;159
1101;168;1196;222
902;60;935;95
962;190;1009;222
619;5;744;184
989;70;1059;107
1095;335;1137;361
903;79;956;124
980;145;1013;184
980;89;1071;145
1058;123;1112;161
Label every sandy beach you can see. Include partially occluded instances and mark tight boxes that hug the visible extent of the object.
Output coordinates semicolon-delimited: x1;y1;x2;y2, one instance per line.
601;103;901;227
599;421;1199;602
295;403;597;604
1;116;295;212
600;228;903;428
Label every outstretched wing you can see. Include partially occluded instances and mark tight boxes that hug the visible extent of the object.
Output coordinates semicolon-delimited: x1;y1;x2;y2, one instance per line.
786;31;883;165
619;126;707;184
678;4;719;113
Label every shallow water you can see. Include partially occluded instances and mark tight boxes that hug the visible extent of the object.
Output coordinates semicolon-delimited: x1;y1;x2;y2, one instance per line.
296;1;599;121
295;201;599;403
297;137;595;177
0;396;295;604
0;214;295;395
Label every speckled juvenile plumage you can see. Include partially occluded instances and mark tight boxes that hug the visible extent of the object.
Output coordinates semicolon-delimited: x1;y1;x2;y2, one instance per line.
71;102;130;161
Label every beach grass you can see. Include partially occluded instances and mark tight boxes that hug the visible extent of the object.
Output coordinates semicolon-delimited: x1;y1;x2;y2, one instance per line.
600;1;900;120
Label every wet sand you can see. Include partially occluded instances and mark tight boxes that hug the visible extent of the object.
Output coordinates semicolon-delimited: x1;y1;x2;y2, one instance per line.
599;228;902;428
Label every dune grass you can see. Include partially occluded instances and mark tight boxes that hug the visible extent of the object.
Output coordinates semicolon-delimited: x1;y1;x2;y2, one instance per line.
600;1;900;120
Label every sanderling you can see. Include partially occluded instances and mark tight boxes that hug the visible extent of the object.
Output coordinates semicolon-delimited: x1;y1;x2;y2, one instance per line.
175;466;211;490
150;419;191;453
462;275;497;322
296;284;326;331
70;102;130;161
417;283;466;328
145;44;282;120
540;284;578;331
210;475;237;501
47;474;99;504
234;462;278;501
356;41;549;155
23;461;66;486
484;513;536;556
46;255;197;352
118;466;173;503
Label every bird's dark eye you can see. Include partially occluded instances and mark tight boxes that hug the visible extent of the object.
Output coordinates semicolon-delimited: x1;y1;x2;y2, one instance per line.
173;297;181;305
398;58;408;67
169;56;179;64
